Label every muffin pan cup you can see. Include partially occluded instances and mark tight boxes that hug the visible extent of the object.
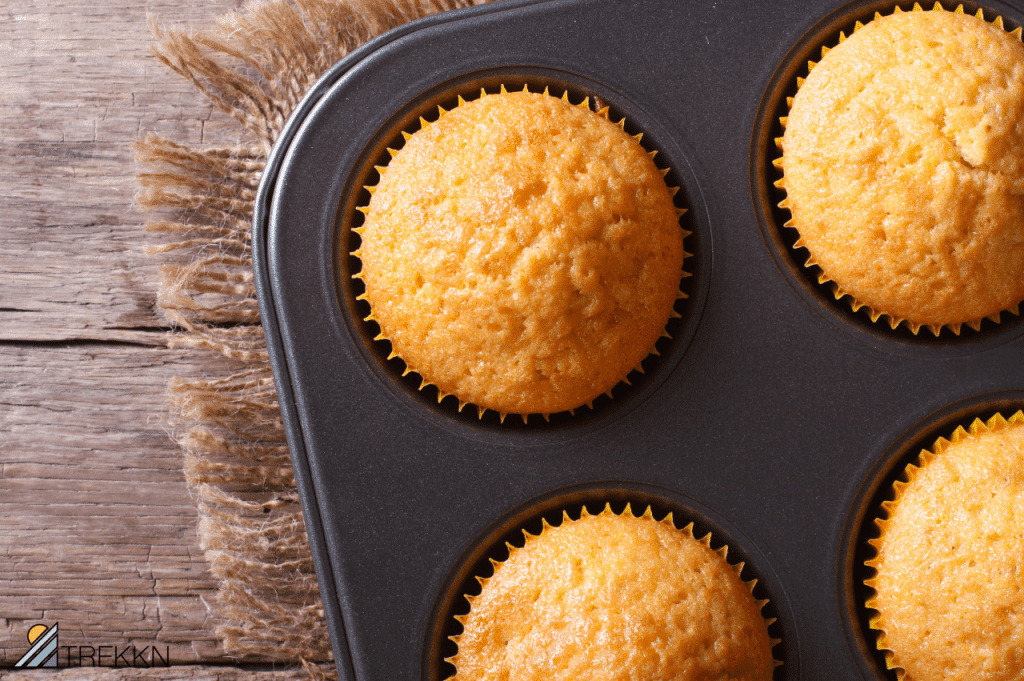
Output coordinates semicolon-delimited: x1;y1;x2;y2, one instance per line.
253;1;1024;679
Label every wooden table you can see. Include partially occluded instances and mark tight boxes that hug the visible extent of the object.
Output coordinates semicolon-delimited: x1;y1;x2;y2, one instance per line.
1;0;314;677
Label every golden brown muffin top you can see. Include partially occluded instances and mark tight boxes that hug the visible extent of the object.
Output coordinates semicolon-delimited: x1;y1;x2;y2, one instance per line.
452;507;775;681
867;413;1024;681
780;9;1024;333
355;90;683;416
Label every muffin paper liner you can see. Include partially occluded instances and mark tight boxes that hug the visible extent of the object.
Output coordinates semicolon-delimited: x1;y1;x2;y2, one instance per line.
351;85;691;423
773;3;1023;337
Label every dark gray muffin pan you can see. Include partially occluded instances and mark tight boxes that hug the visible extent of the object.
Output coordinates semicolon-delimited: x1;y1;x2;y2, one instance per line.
252;1;1024;679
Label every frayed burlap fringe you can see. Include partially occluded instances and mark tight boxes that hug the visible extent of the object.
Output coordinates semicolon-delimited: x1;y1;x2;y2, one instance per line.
133;0;491;674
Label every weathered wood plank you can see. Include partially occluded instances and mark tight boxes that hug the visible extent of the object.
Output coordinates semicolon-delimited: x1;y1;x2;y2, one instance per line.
0;0;248;343
0;345;251;666
0;0;347;670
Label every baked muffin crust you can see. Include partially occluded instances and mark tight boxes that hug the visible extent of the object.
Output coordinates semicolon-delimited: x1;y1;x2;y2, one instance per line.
867;413;1024;681
452;507;775;681
356;90;684;416
780;8;1024;333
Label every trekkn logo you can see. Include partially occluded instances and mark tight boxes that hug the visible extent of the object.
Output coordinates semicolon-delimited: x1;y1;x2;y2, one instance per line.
15;623;58;668
12;622;171;669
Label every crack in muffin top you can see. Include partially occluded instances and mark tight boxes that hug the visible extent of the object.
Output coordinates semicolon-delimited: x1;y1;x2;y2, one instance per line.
781;9;1024;331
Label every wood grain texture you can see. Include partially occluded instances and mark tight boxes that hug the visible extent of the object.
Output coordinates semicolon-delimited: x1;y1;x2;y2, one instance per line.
0;0;248;343
0;345;242;666
0;0;279;671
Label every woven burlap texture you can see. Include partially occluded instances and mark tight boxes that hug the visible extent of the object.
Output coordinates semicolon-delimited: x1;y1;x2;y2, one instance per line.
133;0;490;674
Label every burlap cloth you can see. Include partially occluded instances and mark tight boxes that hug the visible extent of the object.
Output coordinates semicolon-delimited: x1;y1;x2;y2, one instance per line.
133;0;490;676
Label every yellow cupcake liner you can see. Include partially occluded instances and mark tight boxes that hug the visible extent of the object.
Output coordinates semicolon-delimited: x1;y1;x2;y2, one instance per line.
773;2;1023;337
448;502;782;674
862;409;1024;678
351;85;691;424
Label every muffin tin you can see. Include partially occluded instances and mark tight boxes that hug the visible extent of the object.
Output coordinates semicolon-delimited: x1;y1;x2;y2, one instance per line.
252;1;1024;679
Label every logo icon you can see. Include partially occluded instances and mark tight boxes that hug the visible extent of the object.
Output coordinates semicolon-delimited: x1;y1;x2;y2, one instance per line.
15;622;58;668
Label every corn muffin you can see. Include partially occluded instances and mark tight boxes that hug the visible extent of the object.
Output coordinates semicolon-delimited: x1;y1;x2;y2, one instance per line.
866;411;1024;680
451;505;776;681
778;6;1024;335
353;89;685;418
